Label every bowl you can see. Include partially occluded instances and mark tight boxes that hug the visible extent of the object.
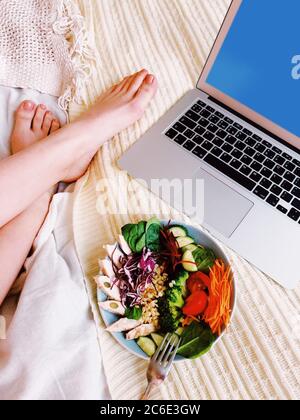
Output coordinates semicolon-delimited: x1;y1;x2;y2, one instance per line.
97;220;237;362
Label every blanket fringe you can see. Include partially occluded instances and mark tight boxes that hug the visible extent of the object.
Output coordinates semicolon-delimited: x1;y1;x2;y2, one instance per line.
52;0;95;112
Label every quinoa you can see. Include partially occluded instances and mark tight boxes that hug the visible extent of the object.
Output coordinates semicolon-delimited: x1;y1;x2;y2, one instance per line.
141;265;168;328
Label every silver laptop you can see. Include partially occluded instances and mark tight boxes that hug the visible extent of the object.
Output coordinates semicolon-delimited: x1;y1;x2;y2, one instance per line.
119;0;300;289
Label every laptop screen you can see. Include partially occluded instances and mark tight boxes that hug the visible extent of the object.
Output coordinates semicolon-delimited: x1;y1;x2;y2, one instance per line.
203;0;300;143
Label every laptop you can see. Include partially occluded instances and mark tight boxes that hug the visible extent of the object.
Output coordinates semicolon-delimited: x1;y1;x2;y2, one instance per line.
119;0;300;289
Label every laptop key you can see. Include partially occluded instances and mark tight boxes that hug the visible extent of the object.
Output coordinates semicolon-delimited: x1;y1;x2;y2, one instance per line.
245;137;256;147
245;147;256;157
174;134;186;145
255;143;266;153
221;153;232;164
207;124;218;134
264;159;275;170
236;131;247;141
180;116;197;130
184;129;195;139
272;146;282;155
227;126;238;135
287;208;300;222
206;106;215;113
271;185;283;196
295;168;300;177
232;149;243;159
262;140;272;148
216;129;227;139
266;194;280;207
274;165;285;176
294;178;300;187
277;205;288;215
186;110;200;122
253;134;262;141
233;123;243;130
204;154;255;191
261;167;272;178
243;128;253;136
284;171;296;182
254;152;265;163
195;125;206;136
284;161;296;172
193;135;204;145
218;120;229;130
281;180;293;192
165;128;178;139
231;159;242;170
197;100;206;107
198;118;209;128
260;178;272;189
250;171;262;183
292;198;300;212
222;143;233;153
193;146;207;159
292;158;300;167
281;191;293;203
264;149;275;159
202;141;214;151
200;109;211;119
240;165;251;176
235;141;246;151
292;187;300;199
215;111;224;118
282;152;292;161
226;135;237;145
209;115;220;124
225;117;234;124
173;122;186;133
271;174;282;185
183;140;196;151
192;104;202;113
204;131;215;141
251;161;262;172
211;147;223;158
241;155;252;165
253;186;269;200
213;137;223;147
274;155;285;165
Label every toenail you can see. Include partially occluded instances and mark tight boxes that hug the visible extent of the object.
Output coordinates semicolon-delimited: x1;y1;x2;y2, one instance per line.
40;104;47;110
23;101;35;111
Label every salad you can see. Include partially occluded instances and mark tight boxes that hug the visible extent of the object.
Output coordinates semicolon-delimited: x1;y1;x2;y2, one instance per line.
96;218;233;359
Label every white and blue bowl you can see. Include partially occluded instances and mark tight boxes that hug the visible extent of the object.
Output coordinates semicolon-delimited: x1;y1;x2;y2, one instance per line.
97;221;237;362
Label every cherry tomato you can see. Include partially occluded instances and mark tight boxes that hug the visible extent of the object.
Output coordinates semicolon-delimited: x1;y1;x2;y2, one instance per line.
182;290;208;316
187;272;210;293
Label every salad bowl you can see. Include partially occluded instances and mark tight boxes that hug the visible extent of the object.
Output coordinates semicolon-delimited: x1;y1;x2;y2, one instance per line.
97;220;237;362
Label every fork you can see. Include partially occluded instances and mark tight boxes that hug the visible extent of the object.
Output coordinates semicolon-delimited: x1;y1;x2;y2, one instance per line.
141;333;181;400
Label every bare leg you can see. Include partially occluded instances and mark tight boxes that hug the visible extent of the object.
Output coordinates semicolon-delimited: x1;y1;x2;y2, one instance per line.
0;102;60;305
0;70;157;227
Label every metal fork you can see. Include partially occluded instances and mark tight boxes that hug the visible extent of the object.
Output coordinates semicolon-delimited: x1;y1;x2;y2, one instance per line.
141;333;181;400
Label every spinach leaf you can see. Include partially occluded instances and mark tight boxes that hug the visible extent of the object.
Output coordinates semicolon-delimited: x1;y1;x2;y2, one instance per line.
121;218;161;253
145;217;161;252
177;322;216;359
192;247;216;273
125;306;142;320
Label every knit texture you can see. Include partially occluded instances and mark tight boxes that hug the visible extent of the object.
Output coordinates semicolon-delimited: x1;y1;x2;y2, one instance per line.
0;0;94;110
70;0;300;400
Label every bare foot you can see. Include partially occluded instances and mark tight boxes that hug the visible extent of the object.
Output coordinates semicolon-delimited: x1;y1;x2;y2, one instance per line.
11;101;60;154
63;69;158;182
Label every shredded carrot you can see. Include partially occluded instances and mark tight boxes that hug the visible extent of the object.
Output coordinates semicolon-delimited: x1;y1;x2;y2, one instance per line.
182;316;194;327
203;259;233;336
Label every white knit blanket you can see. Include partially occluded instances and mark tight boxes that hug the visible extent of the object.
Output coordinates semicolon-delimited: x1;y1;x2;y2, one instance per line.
70;0;300;400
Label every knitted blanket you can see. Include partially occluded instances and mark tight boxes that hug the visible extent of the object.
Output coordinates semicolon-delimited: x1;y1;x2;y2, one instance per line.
70;0;300;400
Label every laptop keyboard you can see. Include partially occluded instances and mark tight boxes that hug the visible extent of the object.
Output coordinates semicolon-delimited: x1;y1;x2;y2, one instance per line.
165;100;300;224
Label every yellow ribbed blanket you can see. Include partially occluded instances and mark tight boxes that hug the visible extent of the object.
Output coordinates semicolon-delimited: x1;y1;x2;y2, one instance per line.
70;0;300;400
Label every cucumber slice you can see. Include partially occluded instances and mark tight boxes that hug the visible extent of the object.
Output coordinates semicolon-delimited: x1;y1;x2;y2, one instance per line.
151;333;164;347
169;226;187;238
182;250;198;272
182;244;198;253
137;337;156;357
176;236;194;249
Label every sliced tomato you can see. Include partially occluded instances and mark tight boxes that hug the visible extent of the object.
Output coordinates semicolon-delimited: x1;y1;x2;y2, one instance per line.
182;290;208;317
187;272;210;293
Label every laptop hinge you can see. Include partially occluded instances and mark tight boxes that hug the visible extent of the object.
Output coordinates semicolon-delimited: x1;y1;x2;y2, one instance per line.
208;96;300;156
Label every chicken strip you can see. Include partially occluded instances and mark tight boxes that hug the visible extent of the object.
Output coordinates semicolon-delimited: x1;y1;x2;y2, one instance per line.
126;324;157;340
98;300;125;316
98;258;115;278
104;244;124;268
94;275;120;301
106;318;143;333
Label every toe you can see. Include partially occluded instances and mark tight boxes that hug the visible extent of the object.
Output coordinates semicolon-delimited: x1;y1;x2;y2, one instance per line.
14;100;37;130
50;119;60;134
125;69;149;95
42;111;54;135
132;74;158;112
32;104;48;131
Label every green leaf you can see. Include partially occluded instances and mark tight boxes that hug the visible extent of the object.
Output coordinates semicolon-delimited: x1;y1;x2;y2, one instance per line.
146;222;161;252
177;322;216;359
125;306;143;320
192;247;216;273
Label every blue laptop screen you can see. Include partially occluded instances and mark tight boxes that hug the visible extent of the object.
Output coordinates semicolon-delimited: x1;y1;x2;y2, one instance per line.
206;0;300;138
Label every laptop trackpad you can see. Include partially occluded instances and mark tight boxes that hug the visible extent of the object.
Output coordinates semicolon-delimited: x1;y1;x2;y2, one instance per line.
194;168;254;238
